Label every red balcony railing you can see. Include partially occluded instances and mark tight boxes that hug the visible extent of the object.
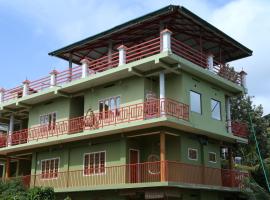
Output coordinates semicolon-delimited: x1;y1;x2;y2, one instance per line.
171;38;242;84
126;37;160;63
1;35;244;104
213;63;241;84
231;121;249;138
171;37;208;69
0;98;189;148
7;161;248;190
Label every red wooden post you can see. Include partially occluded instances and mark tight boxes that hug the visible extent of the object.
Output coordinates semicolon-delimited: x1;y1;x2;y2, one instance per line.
228;147;234;187
5;157;10;179
160;132;166;182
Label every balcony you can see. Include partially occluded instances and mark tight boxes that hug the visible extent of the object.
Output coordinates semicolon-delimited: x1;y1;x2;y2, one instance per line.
231;121;249;138
0;30;245;104
5;161;248;192
0;98;189;148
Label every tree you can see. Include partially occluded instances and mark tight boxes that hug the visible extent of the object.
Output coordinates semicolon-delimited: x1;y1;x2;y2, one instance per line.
27;187;56;200
0;178;28;200
231;95;270;164
243;177;270;200
0;179;55;200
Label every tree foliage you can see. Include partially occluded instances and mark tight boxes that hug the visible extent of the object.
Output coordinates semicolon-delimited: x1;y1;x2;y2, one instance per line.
27;187;56;200
231;95;270;164
231;95;270;195
243;177;270;200
0;179;55;200
0;178;27;200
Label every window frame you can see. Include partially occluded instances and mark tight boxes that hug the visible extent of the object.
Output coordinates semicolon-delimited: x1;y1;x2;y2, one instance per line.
83;151;106;176
190;91;202;114
210;98;222;121
39;112;57;129
40;157;60;180
98;96;121;118
208;152;217;163
188;148;198;161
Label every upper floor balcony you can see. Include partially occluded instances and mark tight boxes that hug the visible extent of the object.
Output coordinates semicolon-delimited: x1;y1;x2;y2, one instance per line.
0;98;248;151
0;29;247;105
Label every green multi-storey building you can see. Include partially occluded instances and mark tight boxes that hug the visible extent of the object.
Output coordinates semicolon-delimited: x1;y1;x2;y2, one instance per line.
0;5;252;200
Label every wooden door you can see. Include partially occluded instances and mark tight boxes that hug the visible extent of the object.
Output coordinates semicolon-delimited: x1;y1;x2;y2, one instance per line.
129;149;140;183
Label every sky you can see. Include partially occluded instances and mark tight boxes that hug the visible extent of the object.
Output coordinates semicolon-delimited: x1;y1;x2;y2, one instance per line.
0;0;269;114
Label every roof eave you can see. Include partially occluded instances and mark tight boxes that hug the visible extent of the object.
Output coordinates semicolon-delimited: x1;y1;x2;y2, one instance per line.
179;6;253;57
48;5;177;57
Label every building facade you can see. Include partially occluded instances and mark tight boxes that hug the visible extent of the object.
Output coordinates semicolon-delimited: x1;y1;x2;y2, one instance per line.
0;5;252;200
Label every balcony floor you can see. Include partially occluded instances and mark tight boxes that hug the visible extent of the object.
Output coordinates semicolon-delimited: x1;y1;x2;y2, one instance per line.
0;115;247;155
53;181;243;193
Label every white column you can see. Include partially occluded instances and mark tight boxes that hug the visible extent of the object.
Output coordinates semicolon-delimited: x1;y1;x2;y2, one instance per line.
160;29;172;52
159;71;165;115
50;70;58;87
8;113;14;146
22;80;30;97
117;45;127;66
207;54;214;72
0;88;4;103
240;70;247;93
226;97;232;133
159;72;165;99
80;59;90;78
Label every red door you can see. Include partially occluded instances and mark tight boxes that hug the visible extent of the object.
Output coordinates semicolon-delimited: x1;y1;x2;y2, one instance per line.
129;149;140;183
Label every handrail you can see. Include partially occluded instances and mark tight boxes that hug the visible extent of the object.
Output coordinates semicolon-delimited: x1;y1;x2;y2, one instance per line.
5;161;248;189
0;98;189;148
0;35;244;103
231;121;249;138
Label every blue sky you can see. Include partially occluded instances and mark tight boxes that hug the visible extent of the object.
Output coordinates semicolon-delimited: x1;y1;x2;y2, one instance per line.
0;0;269;113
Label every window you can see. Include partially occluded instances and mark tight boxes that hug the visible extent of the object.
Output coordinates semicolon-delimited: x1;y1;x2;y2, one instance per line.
40;112;57;129
190;91;201;114
84;151;106;175
208;152;217;163
99;96;120;118
188;148;198;161
211;99;221;120
41;158;59;179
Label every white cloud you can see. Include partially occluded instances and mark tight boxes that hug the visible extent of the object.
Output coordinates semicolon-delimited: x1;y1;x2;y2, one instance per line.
0;0;213;44
208;0;270;114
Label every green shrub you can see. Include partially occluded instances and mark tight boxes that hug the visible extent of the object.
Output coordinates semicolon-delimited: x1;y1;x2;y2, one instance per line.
27;187;56;200
0;179;55;200
0;178;27;200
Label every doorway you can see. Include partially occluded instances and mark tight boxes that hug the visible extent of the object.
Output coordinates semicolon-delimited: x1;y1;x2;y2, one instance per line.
0;164;4;179
129;149;140;183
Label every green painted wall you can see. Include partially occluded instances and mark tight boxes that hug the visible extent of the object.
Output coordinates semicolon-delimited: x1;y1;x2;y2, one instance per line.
35;148;69;174
69;96;84;118
26;131;221;178
166;135;181;161
84;77;145;113
26;71;232;139
167;72;231;136
28;97;71;128
68;138;125;171
178;132;221;168
32;135;127;175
